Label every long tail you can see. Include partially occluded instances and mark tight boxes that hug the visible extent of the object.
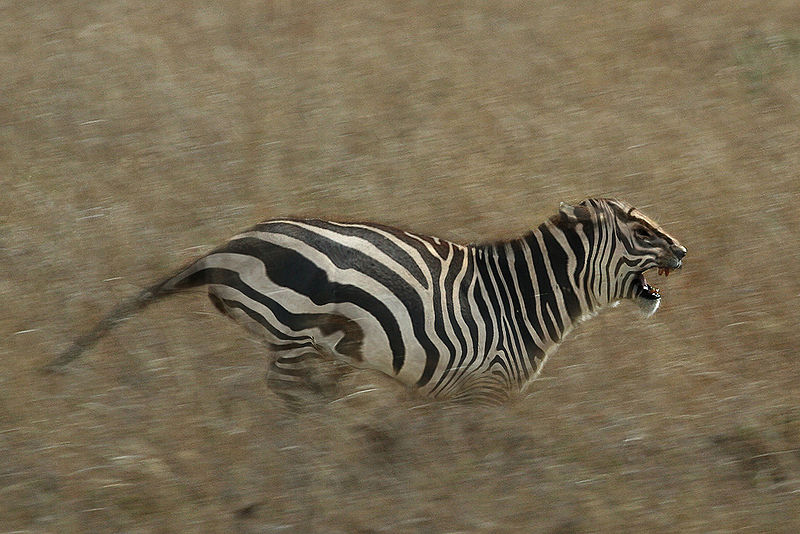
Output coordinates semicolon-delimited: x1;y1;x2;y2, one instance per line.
45;258;210;371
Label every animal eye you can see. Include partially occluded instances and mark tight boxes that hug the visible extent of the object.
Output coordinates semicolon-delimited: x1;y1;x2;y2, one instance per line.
634;227;653;240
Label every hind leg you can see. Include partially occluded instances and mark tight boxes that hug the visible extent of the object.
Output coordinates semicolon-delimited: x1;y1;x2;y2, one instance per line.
207;290;351;407
267;348;350;409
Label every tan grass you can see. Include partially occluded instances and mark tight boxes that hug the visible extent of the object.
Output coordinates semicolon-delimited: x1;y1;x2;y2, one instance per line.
2;1;800;532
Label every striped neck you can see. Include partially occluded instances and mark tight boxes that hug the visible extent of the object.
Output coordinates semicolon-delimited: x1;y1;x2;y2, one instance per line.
475;216;617;354
530;212;628;313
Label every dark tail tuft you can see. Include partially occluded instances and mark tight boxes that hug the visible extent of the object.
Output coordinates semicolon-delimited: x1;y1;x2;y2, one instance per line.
45;258;211;372
44;287;160;371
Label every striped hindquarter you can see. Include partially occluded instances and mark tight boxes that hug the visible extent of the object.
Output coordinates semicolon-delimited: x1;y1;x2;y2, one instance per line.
164;220;498;400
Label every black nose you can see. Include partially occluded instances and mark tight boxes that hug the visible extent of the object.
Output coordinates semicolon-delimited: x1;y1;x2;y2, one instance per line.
671;244;686;259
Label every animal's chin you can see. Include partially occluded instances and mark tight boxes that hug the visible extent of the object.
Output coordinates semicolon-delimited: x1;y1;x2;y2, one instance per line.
635;270;662;301
633;265;678;317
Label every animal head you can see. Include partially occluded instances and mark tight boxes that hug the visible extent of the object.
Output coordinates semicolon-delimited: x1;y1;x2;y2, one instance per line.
555;198;686;316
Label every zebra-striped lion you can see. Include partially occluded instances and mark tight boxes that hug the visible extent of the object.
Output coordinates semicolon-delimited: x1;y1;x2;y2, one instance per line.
50;198;685;405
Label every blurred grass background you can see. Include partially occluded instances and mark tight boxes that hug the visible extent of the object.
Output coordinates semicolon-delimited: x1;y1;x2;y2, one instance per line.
2;1;800;532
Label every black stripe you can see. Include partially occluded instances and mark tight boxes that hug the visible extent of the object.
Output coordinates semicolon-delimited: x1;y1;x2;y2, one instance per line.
208;272;365;360
426;245;457;387
540;226;581;321
580;220;597;312
441;252;482;393
613;222;638;256
202;276;310;343
269;341;319;351
604;221;618;299
407;232;451;259
489;252;527;385
430;246;471;394
593;212;612;303
476;250;509;355
292;220;430;290
509;239;547;346
493;246;532;381
458;253;480;365
559;222;589;315
615;255;645;277
524;232;560;341
394;233;452;388
474;248;502;351
620;270;639;297
490;353;511;379
447;254;493;391
507;239;547;369
489;355;514;393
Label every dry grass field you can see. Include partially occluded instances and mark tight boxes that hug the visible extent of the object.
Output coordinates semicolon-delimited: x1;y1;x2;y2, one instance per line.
2;1;800;532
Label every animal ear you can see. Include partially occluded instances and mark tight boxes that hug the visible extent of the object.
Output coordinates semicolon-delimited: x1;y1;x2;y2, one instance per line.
558;202;592;225
559;202;578;223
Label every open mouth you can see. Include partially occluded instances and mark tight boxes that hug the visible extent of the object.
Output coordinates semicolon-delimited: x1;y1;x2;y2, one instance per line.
637;266;675;300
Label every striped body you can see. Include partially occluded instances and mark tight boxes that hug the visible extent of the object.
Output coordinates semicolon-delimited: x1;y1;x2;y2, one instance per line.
52;199;686;405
